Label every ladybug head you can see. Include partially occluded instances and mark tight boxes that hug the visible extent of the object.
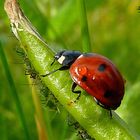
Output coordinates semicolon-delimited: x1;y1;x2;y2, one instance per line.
52;50;82;67
41;50;82;77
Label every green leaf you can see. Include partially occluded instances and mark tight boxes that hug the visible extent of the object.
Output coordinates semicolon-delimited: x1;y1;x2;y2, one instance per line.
117;82;140;135
0;42;31;140
48;0;78;40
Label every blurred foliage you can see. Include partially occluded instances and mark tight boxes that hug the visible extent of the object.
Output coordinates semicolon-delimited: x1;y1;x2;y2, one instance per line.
0;0;140;139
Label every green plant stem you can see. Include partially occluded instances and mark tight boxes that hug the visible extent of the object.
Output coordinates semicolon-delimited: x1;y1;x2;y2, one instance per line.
78;0;91;52
0;42;30;140
4;0;138;139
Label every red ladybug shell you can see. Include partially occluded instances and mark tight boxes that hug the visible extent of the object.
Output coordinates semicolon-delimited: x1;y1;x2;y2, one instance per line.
69;53;124;110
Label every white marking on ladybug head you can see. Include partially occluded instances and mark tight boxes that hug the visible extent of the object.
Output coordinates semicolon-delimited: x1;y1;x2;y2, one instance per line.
57;55;66;64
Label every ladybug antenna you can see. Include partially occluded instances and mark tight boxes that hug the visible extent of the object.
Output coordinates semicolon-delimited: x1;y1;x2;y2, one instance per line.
41;68;60;77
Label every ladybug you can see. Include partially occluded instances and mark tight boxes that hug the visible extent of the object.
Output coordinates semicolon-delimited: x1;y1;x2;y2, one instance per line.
41;50;125;115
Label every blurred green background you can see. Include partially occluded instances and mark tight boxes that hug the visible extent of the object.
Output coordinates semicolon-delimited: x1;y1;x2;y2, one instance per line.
0;0;140;139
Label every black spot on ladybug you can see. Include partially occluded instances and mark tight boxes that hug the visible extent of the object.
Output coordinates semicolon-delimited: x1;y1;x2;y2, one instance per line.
104;91;112;98
81;76;87;82
98;64;106;72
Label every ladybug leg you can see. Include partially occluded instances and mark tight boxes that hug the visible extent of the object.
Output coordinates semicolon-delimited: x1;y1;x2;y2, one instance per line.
94;97;105;108
41;65;69;77
109;110;112;118
71;82;81;100
94;97;112;118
